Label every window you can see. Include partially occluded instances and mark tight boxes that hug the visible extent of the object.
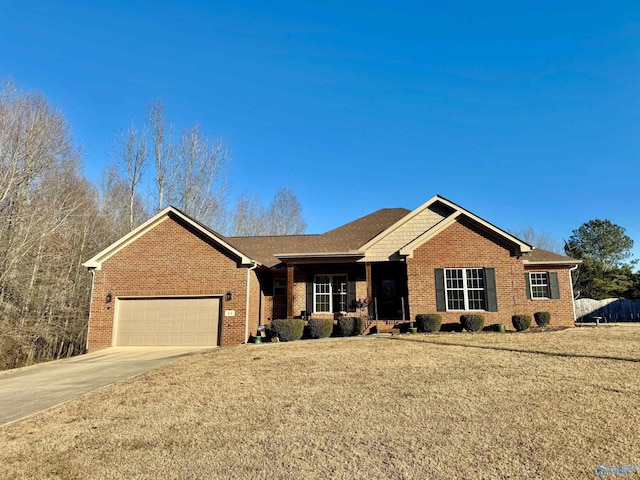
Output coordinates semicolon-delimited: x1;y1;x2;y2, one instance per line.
435;268;497;312
529;272;549;299
445;268;486;311
314;275;347;313
273;278;287;296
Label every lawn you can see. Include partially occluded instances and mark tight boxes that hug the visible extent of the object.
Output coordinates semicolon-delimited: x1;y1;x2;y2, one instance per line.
2;327;639;479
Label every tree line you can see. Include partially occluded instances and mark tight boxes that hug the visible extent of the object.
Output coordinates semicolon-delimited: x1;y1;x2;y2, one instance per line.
103;100;306;237
0;80;305;369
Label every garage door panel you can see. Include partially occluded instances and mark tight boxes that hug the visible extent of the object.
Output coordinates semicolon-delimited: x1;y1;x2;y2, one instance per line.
116;297;220;346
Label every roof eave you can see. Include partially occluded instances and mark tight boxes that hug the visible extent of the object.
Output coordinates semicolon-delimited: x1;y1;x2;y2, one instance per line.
275;251;365;260
523;259;582;266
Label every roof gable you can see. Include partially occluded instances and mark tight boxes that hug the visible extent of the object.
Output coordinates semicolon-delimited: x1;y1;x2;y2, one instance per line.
398;196;533;257
83;206;256;270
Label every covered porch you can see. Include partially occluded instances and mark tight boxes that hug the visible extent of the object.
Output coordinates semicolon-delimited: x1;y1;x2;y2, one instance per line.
262;259;410;322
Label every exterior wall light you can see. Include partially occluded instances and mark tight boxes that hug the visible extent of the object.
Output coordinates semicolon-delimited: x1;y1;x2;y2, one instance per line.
225;291;232;302
106;293;112;304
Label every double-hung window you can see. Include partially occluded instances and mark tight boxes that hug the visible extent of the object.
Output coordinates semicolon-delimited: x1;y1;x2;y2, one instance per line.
445;268;486;311
525;271;560;300
314;275;347;313
529;272;549;299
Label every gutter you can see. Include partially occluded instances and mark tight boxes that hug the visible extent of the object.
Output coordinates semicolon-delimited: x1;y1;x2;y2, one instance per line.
245;262;259;343
274;251;364;260
86;268;96;352
569;264;579;323
523;260;583;266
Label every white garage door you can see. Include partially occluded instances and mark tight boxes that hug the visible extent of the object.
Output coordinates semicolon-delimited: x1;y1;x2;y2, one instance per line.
116;297;220;346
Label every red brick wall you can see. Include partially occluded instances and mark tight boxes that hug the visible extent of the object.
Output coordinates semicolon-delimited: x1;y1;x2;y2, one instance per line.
406;217;576;328
87;215;253;352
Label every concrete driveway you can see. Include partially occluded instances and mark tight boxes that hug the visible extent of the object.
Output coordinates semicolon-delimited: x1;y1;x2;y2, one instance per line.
0;347;214;426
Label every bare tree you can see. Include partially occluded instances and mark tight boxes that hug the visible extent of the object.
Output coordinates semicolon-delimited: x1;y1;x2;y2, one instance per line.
114;125;148;231
266;187;306;235
229;188;307;236
0;80;101;369
230;193;267;236
147;101;177;212
0;81;81;301
174;124;229;230
511;227;563;253
96;163;148;242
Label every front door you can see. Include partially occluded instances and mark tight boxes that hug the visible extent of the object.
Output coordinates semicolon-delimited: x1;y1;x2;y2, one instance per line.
372;263;409;320
332;275;348;313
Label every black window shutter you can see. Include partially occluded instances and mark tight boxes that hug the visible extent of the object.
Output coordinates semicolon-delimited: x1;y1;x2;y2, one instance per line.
306;280;314;314
484;268;498;312
263;276;274;296
524;273;532;299
435;269;446;312
347;279;356;312
549;272;560;299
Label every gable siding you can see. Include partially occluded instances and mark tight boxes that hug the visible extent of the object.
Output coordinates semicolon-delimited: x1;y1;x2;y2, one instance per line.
363;208;445;261
87;217;251;352
406;218;575;327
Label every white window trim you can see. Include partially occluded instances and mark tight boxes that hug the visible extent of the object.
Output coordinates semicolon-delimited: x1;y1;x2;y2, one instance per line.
313;274;348;314
529;272;550;299
444;268;486;311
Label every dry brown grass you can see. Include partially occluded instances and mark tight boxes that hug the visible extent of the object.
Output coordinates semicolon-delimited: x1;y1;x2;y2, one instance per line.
2;327;640;479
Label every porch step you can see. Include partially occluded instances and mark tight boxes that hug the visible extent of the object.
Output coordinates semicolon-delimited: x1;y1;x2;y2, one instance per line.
364;320;403;335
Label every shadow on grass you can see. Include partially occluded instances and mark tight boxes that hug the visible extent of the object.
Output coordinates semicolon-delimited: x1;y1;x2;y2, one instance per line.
389;337;640;363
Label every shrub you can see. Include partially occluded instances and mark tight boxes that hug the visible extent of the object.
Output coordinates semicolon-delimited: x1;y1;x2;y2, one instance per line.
534;311;551;327
337;317;365;337
269;319;305;342
415;314;442;333
512;314;532;332
460;314;484;332
307;318;334;339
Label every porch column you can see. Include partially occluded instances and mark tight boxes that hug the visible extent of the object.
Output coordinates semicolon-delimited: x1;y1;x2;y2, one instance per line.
365;262;373;301
287;263;295;318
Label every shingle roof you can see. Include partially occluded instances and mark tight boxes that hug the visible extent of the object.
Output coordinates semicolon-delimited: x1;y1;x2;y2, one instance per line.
525;248;581;265
222;200;581;268
227;208;410;267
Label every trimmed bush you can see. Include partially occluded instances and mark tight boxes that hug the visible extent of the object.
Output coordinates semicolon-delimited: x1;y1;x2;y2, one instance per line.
307;318;334;339
512;314;532;332
416;313;442;333
534;311;551;327
460;314;484;332
269;318;305;342
337;316;365;337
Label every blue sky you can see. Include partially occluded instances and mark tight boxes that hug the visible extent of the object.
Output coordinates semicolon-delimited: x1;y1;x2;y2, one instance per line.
1;1;639;258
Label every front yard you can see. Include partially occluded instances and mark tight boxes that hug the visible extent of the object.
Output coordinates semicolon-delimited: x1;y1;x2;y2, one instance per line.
2;327;639;479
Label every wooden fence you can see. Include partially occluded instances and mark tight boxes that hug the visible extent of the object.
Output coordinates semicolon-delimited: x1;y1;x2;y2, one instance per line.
575;298;640;323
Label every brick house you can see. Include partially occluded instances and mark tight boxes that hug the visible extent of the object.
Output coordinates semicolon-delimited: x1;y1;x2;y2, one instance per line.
84;195;580;352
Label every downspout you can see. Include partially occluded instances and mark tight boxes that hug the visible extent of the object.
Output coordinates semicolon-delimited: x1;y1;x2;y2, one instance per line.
569;264;579;324
245;262;258;344
86;268;96;352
